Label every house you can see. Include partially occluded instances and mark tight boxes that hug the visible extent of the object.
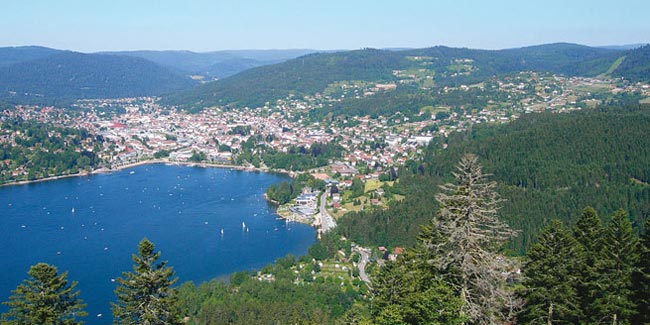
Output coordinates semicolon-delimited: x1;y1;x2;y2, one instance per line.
295;193;317;205
330;163;358;176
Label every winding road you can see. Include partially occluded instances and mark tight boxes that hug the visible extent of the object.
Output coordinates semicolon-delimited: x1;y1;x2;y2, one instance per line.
353;246;372;287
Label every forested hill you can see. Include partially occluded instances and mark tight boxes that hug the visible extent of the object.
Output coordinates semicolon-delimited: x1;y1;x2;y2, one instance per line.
0;46;62;66
612;44;650;82
0;51;196;103
337;105;650;253
164;48;407;109
164;43;648;110
101;49;317;78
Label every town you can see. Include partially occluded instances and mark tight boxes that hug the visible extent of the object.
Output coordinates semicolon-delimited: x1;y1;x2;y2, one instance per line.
3;72;648;172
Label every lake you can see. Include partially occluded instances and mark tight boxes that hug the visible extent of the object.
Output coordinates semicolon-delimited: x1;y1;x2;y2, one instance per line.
0;164;315;324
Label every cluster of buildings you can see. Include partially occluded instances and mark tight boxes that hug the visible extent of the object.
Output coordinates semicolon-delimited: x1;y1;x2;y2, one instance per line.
2;73;649;177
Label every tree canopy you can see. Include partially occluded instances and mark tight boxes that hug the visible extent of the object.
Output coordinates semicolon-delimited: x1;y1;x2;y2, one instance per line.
1;263;86;325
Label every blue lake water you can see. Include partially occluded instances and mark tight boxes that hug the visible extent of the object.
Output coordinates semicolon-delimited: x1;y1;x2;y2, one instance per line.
0;164;315;324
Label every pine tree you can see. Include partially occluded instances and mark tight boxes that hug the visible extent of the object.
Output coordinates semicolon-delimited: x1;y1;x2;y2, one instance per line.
520;220;585;324
1;263;87;325
631;219;650;325
571;206;604;318
591;209;638;324
372;251;466;325
112;238;181;325
572;206;604;261
427;154;519;324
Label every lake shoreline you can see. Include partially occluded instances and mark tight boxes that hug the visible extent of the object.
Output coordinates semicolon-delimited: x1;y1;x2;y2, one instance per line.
0;159;314;228
0;164;316;324
0;159;294;188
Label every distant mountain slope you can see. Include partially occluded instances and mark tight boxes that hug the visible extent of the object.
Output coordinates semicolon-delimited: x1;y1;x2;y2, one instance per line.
611;44;650;82
0;46;62;66
101;50;231;75
404;43;618;77
599;43;647;50
103;49;318;78
0;52;196;102
164;49;408;109
165;43;636;110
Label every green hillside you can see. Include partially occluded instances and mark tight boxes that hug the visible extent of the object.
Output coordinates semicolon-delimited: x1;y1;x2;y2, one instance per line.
611;44;650;82
164;48;407;109
0;51;196;103
337;104;650;253
0;46;61;66
102;49;317;78
165;43;633;110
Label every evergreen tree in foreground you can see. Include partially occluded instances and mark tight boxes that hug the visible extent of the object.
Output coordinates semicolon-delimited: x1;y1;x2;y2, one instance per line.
425;154;519;324
571;206;604;317
371;250;466;325
112;238;181;325
590;210;639;324
632;219;650;324
1;263;86;325
519;220;585;324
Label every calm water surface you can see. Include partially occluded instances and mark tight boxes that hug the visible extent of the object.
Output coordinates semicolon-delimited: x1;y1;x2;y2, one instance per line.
0;164;315;324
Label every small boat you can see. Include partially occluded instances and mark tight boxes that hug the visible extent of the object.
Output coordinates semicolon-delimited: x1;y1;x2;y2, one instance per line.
220;228;224;235
129;171;135;175
71;208;75;213
242;221;246;229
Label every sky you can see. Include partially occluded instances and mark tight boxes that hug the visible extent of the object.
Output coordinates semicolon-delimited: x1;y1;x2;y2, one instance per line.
1;0;648;52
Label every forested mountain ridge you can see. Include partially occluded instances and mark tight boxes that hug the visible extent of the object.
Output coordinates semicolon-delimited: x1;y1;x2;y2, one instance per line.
102;49;318;78
0;46;62;66
164;43;649;110
164;48;407;109
337;104;650;253
611;44;650;82
0;51;197;103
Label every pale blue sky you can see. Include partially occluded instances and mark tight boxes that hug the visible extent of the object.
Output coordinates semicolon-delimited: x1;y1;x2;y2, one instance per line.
1;0;648;52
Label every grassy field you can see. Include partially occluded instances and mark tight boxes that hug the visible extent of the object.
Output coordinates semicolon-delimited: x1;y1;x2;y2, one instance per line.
330;180;403;218
602;55;626;76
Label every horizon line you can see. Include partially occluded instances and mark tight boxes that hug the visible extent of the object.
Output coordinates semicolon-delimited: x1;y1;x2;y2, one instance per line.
1;41;648;54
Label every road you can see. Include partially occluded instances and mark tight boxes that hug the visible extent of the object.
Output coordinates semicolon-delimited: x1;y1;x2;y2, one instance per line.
353;246;372;287
318;191;336;233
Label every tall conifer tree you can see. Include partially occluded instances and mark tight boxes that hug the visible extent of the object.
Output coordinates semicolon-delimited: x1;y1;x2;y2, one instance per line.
1;263;86;325
631;219;650;324
591;210;638;324
571;206;604;317
520;220;585;324
428;154;519;324
112;238;181;325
